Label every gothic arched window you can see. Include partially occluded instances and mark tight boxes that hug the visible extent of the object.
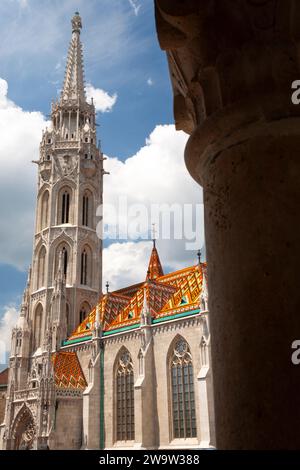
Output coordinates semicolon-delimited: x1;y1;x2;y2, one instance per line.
115;350;135;441
40;191;49;230
80;246;92;286
82;190;93;228
169;338;197;439
62;247;68;278
79;302;90;323
33;304;43;351
37;246;46;290
61;190;70;224
82;194;89;227
81;249;88;285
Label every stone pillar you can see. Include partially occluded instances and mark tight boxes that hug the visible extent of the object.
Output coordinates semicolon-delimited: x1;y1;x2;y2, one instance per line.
155;0;300;449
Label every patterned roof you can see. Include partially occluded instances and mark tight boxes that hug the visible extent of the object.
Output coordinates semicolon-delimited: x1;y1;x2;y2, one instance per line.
146;244;164;280
66;245;206;342
52;352;87;390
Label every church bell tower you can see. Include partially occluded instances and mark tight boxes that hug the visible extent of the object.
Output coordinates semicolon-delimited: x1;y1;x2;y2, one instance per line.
29;11;103;351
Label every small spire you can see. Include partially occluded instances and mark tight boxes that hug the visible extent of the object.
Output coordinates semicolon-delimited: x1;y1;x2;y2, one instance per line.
197;249;201;265
146;240;164;281
106;281;109;294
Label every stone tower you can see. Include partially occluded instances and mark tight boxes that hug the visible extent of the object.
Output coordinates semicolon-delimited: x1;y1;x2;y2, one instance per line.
31;11;103;347
1;13;103;450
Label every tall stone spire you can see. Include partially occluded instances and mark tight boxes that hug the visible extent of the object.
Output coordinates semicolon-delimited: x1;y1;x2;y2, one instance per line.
61;12;86;104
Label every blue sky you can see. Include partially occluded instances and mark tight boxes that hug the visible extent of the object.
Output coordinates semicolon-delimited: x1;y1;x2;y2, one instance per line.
0;0;204;363
0;0;174;159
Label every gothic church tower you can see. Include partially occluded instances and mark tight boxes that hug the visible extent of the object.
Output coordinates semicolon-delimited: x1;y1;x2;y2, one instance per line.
31;11;103;349
2;13;103;450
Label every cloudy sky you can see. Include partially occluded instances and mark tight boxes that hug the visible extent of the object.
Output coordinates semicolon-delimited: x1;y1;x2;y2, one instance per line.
0;0;204;362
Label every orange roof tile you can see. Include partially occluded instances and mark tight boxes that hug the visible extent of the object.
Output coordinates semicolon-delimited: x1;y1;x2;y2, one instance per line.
65;244;206;342
146;245;164;280
52;352;87;390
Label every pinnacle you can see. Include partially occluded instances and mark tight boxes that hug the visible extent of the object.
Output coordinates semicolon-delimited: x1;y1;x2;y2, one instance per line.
60;13;86;104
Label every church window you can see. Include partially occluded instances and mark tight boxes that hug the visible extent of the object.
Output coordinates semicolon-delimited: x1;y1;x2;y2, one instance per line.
33;304;43;351
85;154;88;159
85;137;88;142
40;191;49;230
47;155;51;161
80;307;86;323
37;246;46;289
170;338;197;439
61;191;70;224
48;139;51;144
91;138;93;144
62;247;68;278
116;350;135;441
90;155;93;160
79;302;91;324
81;249;88;285
82;194;89;226
66;133;68;140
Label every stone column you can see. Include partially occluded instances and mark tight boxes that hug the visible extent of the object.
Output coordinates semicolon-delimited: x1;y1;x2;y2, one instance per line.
155;0;300;449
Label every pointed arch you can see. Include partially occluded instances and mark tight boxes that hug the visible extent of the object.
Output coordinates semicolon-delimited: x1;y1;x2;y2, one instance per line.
57;186;73;225
79;301;91;324
114;347;135;442
37;245;46;290
82;188;94;228
39;190;49;230
11;404;36;450
80;244;92;286
167;335;197;439
33;303;43;351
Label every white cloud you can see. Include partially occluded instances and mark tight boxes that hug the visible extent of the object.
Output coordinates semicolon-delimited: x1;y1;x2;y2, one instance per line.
0;305;18;365
128;0;141;16
0;78;48;269
86;83;117;113
147;77;153;86
102;124;204;290
0;79;204;292
103;242;149;290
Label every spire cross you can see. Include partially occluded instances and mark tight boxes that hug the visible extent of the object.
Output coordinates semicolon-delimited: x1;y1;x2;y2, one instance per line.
106;281;109;294
197;249;201;265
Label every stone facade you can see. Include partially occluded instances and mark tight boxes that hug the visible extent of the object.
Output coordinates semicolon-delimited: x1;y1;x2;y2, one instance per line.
0;12;215;450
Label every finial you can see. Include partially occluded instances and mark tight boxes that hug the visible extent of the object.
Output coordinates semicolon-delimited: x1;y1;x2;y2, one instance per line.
197;249;201;265
151;223;156;248
106;281;109;294
72;11;82;34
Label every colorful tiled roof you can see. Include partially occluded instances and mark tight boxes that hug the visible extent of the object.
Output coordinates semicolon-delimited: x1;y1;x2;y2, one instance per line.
65;245;206;343
52;351;87;390
146;244;164;280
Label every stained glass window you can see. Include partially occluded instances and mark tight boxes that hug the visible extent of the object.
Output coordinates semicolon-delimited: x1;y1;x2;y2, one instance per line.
116;350;135;441
170;339;197;439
